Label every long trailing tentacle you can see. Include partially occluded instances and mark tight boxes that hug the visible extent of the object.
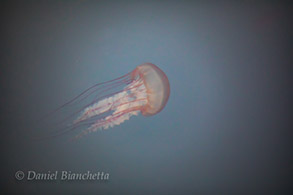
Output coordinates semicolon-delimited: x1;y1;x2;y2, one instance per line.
35;72;134;140
35;72;148;141
38;72;132;122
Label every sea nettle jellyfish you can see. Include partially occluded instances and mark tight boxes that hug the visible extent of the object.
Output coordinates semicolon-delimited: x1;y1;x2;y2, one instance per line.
43;63;170;139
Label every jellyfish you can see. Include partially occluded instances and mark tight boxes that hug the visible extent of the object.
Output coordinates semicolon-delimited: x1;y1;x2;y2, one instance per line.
42;63;170;139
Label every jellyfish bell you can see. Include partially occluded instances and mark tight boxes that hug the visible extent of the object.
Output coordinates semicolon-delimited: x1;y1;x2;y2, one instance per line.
41;63;170;139
131;63;170;116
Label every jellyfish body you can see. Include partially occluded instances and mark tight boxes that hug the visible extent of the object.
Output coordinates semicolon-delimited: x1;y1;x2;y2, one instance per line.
44;63;170;139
